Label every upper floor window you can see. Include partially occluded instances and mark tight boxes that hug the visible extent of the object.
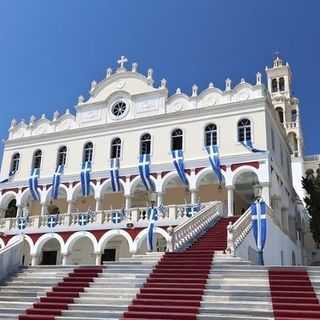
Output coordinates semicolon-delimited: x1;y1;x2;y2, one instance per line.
279;77;285;91
205;124;217;146
291;110;297;122
171;129;183;151
10;153;20;175
238;119;251;142
111;137;121;159
32;149;42;170
276;107;284;123
57;146;67;166
83;142;93;163
140;133;151;155
272;79;278;92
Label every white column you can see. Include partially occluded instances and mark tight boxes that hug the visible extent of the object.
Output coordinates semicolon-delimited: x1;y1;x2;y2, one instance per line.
227;186;234;217
40;203;46;216
125;196;131;210
67;201;73;215
31;254;38;266
95;198;102;212
62;254;68;266
190;190;198;204
16;205;23;217
157;192;163;207
261;182;270;206
95;252;102;266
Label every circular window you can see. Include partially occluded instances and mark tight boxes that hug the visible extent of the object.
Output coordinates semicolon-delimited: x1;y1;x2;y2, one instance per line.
111;101;127;118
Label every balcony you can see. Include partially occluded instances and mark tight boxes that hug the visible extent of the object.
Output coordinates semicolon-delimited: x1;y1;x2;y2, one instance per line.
285;121;298;129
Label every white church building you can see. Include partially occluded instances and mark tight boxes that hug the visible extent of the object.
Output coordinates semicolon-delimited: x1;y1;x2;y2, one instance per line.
0;56;313;266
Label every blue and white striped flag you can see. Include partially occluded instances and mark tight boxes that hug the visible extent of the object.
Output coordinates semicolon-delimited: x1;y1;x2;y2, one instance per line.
28;168;40;201
171;150;188;186
139;154;154;191
206;145;223;185
80;161;91;197
241;139;264;153
51;165;64;200
110;158;121;192
250;200;267;252
147;207;158;252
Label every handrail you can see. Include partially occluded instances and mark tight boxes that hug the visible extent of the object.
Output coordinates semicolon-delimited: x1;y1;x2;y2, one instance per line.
171;201;223;252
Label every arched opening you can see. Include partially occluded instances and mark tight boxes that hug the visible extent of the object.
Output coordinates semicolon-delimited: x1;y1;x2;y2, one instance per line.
171;129;183;151
57;146;67;166
39;238;62;265
238;119;251;142
140;133;151;155
68;237;95;265
46;187;68;215
197;169;226;205
279;77;285;91
10;153;20;176
288;132;298;156
83;142;93;163
21;190;41;216
162;173;190;205
5;199;18;218
291;110;297;122
72;184;96;212
131;178;155;208
272;78;278;92
205;124;217;146
233;170;259;215
276;107;284;124
137;233;168;255
100;235;131;263
21;240;32;266
100;180;125;210
111;137;121;159
32;149;42;171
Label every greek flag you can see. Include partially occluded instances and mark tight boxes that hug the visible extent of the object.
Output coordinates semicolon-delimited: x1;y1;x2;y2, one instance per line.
186;203;201;218
47;215;58;229
78;213;89;226
139;154;154;191
80;161;91;197
147;207;158;252
172;150;188;186
206;145;223;185
241;139;264;153
112;211;123;224
28;168;40;201
250;200;267;252
17;217;27;230
110;158;121;192
51;165;64;200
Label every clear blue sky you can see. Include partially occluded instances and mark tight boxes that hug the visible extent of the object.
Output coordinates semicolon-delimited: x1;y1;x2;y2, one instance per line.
0;1;319;154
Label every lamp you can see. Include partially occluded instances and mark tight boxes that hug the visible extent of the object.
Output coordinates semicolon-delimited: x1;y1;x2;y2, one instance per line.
253;183;262;200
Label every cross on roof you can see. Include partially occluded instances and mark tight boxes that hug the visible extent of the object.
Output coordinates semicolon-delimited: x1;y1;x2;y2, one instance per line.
117;56;128;69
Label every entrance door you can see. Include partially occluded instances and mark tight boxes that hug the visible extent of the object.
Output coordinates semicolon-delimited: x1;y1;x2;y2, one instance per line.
41;251;57;265
101;248;116;263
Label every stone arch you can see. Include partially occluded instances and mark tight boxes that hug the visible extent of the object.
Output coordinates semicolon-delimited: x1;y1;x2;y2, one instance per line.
64;231;98;255
98;178;126;210
195;167;226;204
33;233;65;256
130;175;157;208
8;234;34;265
19;188;42;216
160;171;191;205
98;229;134;253
0;238;5;249
44;185;69;215
8;234;34;249
0;191;18;209
71;182;97;212
132;227;171;253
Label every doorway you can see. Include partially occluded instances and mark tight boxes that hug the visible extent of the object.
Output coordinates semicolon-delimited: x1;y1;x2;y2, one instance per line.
101;248;116;263
41;251;57;265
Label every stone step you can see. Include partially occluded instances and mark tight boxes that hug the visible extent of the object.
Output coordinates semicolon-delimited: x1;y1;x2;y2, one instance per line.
61;309;123;318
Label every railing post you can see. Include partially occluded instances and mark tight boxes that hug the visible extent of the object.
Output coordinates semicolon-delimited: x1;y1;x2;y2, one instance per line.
226;222;235;256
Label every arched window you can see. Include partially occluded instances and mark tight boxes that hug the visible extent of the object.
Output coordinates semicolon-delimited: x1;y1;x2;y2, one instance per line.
238;119;251;142
32;149;42;170
111;138;121;159
291;110;297;122
272;79;278;92
276;107;284;123
171;129;183;151
140;133;151;155
205;124;217;146
5;199;17;218
279;77;285;91
83;142;93;163
57;146;67;166
10;153;20;175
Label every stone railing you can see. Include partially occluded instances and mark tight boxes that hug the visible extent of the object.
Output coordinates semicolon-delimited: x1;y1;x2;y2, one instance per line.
0;237;23;282
0;203;205;234
226;208;252;256
171;201;224;252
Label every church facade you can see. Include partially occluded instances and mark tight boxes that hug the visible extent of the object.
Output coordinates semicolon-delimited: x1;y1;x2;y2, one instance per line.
0;56;311;266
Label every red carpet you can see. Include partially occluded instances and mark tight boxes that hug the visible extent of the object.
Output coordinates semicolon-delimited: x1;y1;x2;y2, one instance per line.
18;266;103;320
269;267;320;319
122;217;237;320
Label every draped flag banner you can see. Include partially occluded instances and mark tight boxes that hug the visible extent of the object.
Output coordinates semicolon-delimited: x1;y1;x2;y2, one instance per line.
171;150;189;186
250;199;267;265
206;145;223;185
29;168;40;201
241;139;265;153
147;207;158;252
110;158;121;192
80;161;91;197
51;165;64;200
139;153;154;191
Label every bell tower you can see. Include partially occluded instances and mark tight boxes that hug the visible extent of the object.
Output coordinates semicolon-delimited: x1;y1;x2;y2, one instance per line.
265;55;303;158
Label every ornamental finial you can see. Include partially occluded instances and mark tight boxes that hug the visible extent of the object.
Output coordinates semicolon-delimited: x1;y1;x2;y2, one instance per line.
240;78;245;84
176;88;181;94
106;67;112;78
192;84;198;97
41;114;46;120
256;72;262;85
160;78;167;88
132;62;138;72
208;82;214;88
53;111;59;121
78;95;85;104
90;80;97;92
29;115;36;125
225;78;232;91
10;118;17;128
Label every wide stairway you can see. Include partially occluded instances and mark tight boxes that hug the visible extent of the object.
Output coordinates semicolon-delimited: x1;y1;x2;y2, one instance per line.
122;217;237;319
